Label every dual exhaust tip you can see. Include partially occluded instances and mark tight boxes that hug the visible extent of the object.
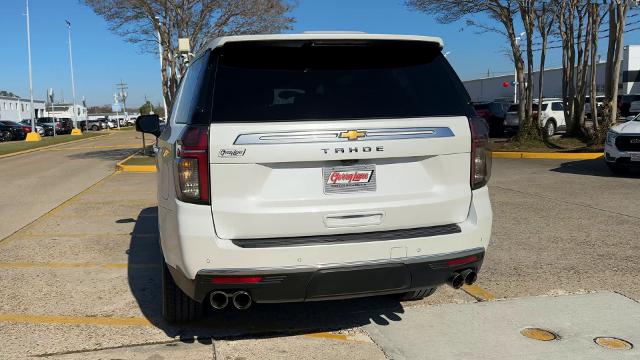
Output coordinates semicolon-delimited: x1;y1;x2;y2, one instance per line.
447;269;478;289
209;291;252;310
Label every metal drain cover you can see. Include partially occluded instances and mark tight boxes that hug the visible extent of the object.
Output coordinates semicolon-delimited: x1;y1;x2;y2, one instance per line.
594;337;633;350
520;328;558;341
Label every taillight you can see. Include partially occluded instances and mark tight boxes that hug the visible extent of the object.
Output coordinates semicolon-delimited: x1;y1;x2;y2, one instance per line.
469;117;492;189
175;125;209;204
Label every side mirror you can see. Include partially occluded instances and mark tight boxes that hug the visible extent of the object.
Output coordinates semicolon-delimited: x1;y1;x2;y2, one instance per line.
136;114;161;137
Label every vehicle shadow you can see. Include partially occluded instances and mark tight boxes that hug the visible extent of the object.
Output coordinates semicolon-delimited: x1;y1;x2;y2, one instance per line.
67;148;138;161
550;158;640;178
128;207;406;342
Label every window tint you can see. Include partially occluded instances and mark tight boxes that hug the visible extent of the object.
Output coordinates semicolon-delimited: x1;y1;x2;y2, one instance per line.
211;40;472;122
171;52;210;124
508;104;518;112
551;102;563;111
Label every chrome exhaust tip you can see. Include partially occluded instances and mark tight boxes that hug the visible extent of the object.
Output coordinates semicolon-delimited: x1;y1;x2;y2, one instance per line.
232;291;252;310
460;269;478;285
209;291;229;310
447;272;465;289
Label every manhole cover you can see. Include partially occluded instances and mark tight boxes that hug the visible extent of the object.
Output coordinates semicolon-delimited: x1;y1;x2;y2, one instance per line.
594;337;633;350
520;328;558;341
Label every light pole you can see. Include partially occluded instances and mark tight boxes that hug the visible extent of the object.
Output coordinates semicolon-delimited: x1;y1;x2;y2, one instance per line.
155;16;168;119
514;32;525;104
66;20;79;133
25;0;39;140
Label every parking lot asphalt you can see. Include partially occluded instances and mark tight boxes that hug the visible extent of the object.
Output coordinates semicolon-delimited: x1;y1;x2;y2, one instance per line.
0;157;638;359
0;131;143;241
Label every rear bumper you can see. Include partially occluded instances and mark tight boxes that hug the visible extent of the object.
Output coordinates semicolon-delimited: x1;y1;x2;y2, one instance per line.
169;248;485;303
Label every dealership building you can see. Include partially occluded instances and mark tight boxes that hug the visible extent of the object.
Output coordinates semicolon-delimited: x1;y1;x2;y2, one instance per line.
0;96;46;121
463;44;640;103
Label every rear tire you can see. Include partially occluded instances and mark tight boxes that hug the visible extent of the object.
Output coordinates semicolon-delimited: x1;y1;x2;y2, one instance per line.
1;131;13;142
91;125;99;131
545;120;556;137
162;261;203;323
396;287;437;301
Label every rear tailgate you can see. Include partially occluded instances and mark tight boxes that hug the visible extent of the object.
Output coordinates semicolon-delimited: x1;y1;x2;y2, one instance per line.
210;118;471;239
205;38;475;240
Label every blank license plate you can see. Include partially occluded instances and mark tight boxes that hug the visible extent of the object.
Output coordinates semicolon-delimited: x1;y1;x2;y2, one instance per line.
631;153;640;162
323;165;376;194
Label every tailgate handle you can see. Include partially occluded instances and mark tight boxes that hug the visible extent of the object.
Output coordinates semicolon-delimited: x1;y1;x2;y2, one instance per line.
324;212;383;228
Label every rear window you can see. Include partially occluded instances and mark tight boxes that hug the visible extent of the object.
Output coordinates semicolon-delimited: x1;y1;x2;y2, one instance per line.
210;40;473;122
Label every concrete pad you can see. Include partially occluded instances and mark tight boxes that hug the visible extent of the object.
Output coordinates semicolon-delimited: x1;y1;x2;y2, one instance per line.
0;131;139;241
365;292;640;360
214;333;385;360
48;340;213;360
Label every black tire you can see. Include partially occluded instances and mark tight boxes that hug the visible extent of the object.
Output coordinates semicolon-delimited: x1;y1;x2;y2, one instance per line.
607;162;628;175
396;287;437;301
162;261;203;323
545;120;556;137
2;131;14;142
91;125;99;131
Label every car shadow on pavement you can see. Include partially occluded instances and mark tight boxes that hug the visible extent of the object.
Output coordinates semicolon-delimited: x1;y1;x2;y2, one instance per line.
128;207;406;342
67;148;138;161
550;158;640;178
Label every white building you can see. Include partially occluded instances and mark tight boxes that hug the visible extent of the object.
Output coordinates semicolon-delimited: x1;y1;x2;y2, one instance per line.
463;44;640;103
0;96;46;121
45;103;88;122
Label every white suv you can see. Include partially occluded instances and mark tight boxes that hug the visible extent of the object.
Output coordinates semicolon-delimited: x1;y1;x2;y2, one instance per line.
137;33;493;323
605;115;640;173
504;99;566;136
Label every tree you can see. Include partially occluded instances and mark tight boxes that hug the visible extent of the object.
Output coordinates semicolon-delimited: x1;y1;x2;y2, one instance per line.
518;0;537;139
83;0;295;112
406;0;529;139
139;101;154;115
534;0;556;135
604;0;632;129
155;102;166;118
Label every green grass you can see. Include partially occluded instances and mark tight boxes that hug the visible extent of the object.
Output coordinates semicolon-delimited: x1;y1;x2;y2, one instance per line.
121;154;156;166
0;132;106;156
490;136;604;153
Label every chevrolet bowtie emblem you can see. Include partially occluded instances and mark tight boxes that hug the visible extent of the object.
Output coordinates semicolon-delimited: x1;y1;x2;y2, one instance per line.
339;130;366;141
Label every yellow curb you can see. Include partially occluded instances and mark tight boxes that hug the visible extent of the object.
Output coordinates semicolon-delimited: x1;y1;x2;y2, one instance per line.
0;133;112;159
116;154;157;172
462;284;496;301
304;332;350;341
117;164;157;172
0;313;152;327
492;151;603;160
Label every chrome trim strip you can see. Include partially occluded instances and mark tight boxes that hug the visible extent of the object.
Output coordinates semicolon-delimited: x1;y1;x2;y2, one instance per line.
234;127;455;145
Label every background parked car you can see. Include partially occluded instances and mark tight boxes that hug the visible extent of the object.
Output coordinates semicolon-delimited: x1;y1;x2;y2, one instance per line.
36;117;71;135
585;95;605;120
0;121;27;141
78;119;106;131
619;94;640;117
503;100;566;136
473;101;511;137
19;120;46;136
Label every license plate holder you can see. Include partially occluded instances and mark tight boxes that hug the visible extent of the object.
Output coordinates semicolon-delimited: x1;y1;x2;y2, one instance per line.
631;153;640;162
323;165;376;194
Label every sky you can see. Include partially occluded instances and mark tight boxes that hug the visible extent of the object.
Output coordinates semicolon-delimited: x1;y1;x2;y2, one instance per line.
2;0;640;107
